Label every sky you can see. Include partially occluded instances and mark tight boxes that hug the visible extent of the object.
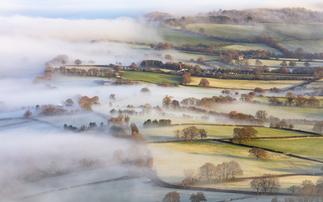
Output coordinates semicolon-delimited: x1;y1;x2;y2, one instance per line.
1;0;323;18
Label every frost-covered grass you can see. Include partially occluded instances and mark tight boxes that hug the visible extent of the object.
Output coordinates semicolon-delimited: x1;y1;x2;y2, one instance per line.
17;166;128;199
35;113;109;128
280;39;323;53
19;177;250;202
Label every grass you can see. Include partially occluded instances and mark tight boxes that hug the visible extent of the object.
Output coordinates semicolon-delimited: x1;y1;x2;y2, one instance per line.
142;125;312;141
222;43;282;54
185;24;287;42
149;141;321;184
280;39;323;53
264;23;323;40
160;50;217;61
156;28;229;46
189;77;302;90
20;177;248;202
121;71;182;84
248;138;323;161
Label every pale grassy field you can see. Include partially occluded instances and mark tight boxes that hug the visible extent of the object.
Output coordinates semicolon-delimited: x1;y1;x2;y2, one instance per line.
280;39;323;53
190;77;302;89
186;24;286;41
149;142;321;184
222;43;282;54
199;176;323;192
160;50;217;61
264;23;322;40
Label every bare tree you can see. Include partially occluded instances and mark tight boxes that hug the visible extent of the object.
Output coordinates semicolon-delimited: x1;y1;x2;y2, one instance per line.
183;169;197;185
174;129;181;141
199;129;207;139
313;121;323;132
199;162;217;182
255;110;267;121
260;174;280;195
288;185;300;195
250;178;262;195
142;103;152;114
215;161;243;180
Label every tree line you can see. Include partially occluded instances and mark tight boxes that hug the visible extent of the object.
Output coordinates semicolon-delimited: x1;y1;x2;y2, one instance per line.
182;161;243;185
173;126;207;141
268;92;321;107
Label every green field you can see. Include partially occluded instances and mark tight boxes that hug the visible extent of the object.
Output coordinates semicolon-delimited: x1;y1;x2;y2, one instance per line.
122;71;182;84
248;138;323;161
190;77;302;90
142;125;312;141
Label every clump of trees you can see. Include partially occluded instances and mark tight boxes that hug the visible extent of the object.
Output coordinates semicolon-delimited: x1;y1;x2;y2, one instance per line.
313;121;323;132
270;119;294;129
250;174;280;195
229;111;263;125
113;146;152;168
40;105;68;115
65;98;74;106
78;95;100;110
112;79;139;85
190;192;207;202
140;87;151;93
286;178;323;201
254;87;265;94
24;110;32;118
180;95;234;108
174;126;208;141
182;161;243;185
143;119;172;127
162;191;180;202
267;93;320;107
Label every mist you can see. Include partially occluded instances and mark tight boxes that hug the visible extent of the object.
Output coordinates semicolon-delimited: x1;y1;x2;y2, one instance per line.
0;15;162;78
